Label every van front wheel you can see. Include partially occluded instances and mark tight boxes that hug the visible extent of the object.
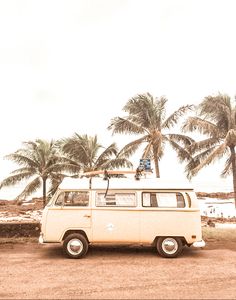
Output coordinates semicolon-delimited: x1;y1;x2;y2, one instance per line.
156;237;183;258
63;233;88;259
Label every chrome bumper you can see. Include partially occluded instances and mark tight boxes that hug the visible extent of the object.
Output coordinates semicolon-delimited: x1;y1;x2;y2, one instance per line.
38;233;44;244
192;240;206;248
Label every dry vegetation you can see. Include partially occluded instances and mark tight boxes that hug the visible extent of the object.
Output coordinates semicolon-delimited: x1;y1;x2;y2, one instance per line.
202;227;236;242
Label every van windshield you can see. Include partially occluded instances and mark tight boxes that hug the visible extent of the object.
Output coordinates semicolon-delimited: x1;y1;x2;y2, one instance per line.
54;191;89;206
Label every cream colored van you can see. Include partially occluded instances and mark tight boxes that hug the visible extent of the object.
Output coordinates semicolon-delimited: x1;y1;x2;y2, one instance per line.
39;175;205;258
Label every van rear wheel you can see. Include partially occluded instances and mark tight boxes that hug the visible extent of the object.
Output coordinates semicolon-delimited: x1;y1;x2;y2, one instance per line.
156;237;183;258
63;233;88;259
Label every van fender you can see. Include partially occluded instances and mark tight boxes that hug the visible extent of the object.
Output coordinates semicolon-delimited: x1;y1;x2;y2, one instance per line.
152;236;187;247
61;229;90;244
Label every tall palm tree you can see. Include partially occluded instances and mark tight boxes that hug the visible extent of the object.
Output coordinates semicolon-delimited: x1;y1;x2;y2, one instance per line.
108;93;194;177
182;93;236;207
60;133;133;173
0;139;80;206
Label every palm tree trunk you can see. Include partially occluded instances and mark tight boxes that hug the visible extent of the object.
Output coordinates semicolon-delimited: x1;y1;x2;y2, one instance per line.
43;178;47;207
153;148;160;178
230;146;236;208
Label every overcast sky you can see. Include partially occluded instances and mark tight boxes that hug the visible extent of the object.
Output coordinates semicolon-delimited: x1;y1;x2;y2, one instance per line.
0;0;236;195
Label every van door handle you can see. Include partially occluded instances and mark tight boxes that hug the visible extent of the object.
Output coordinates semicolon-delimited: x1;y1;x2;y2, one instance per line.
83;214;91;218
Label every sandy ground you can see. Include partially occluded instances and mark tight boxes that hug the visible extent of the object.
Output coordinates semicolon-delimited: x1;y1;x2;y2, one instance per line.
0;241;235;299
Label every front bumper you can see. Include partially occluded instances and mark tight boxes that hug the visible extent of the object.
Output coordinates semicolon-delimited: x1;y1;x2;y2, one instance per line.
38;232;44;244
192;240;206;248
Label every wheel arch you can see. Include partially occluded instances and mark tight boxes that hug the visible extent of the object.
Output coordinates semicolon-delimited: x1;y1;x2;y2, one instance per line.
152;236;187;247
62;230;89;243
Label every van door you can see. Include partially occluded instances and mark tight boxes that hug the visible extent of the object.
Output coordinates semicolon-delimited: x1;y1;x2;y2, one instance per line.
140;191;187;243
45;190;92;242
91;191;140;243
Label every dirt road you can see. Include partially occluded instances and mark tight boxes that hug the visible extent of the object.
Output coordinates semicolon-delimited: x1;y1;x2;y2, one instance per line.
0;241;235;299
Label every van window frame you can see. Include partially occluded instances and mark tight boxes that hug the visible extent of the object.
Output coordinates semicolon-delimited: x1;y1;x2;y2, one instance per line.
54;190;90;207
95;191;137;207
142;191;186;208
185;192;192;208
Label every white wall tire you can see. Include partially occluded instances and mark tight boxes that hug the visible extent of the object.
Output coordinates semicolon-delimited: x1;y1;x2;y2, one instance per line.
156;237;183;258
63;233;88;259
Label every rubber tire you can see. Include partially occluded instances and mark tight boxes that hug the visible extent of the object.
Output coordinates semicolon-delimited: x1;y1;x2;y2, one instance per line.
156;237;183;258
63;233;89;259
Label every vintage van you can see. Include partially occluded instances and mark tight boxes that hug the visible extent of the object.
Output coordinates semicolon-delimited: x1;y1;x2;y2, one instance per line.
39;174;205;258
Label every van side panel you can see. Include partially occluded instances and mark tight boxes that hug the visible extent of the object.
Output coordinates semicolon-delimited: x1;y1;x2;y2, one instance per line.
44;207;92;242
91;208;140;243
140;209;202;244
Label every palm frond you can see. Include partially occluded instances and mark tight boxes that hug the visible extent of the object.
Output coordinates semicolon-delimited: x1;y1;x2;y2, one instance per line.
62;134;101;166
162;105;194;129
167;139;193;162
118;136;149;158
15;177;41;200
47;174;67;198
187;137;221;154
122;93;168;130
21;141;38;150
187;143;227;177
95;143;118;168
10;167;36;175
221;156;232;178
155;96;168;125
184;158;200;180
182;117;219;137
199;94;232;132
199;94;231;117
0;172;34;189
165;134;195;148
4;153;39;168
104;158;133;169
108;117;145;135
184;147;218;179
142;143;153;159
46;162;81;175
123;93;154;115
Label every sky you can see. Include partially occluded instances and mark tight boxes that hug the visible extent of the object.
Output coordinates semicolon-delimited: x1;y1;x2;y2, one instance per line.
0;0;236;198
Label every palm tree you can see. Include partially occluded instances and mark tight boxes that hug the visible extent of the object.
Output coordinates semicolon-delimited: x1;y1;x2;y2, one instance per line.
60;133;133;173
0;139;81;206
182;93;236;207
108;93;194;177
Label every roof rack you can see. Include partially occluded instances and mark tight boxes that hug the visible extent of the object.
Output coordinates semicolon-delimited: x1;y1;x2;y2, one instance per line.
82;168;153;180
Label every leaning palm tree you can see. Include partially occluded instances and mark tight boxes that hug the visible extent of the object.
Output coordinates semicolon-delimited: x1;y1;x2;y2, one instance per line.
108;93;194;177
0;139;81;206
182;93;236;207
60;133;133;173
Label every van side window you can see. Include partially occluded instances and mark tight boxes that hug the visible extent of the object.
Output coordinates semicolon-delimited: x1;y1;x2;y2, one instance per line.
185;193;192;207
142;192;185;208
55;191;89;206
176;193;185;208
143;193;158;207
96;193;136;207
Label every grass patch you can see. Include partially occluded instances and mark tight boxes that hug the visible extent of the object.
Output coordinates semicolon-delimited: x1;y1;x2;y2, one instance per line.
202;227;236;242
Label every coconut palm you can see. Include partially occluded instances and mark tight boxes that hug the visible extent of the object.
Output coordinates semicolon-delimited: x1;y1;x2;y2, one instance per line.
108;93;194;177
0;139;81;206
60;133;133;173
182;93;236;207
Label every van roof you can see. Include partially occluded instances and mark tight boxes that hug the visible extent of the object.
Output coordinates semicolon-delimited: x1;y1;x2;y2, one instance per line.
58;177;194;191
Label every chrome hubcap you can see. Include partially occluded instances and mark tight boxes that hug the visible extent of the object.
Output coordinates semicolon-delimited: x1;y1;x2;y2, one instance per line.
67;239;83;255
162;238;178;254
